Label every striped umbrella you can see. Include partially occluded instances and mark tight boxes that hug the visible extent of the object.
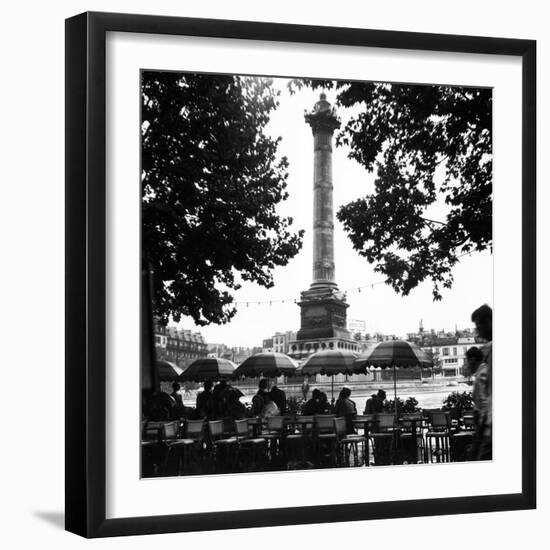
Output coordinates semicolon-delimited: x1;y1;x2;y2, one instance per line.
233;352;298;379
298;349;359;400
180;357;237;382
355;340;433;416
156;360;184;382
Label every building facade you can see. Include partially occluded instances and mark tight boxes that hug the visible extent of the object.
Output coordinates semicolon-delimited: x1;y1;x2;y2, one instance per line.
154;321;208;369
260;331;298;354
407;325;484;377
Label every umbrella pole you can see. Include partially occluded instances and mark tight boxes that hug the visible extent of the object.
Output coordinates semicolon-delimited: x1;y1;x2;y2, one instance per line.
393;364;398;419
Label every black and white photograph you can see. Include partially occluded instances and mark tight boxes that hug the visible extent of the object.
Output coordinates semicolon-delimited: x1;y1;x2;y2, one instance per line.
0;0;543;545
140;71;494;477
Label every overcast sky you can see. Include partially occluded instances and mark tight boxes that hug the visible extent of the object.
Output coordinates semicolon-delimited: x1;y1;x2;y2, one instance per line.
176;78;493;347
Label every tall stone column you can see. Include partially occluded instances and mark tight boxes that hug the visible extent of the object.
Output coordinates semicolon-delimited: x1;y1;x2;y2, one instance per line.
305;93;340;290
294;93;351;344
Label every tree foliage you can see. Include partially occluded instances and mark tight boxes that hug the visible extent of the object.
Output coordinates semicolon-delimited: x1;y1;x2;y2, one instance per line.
142;72;303;325
292;79;492;299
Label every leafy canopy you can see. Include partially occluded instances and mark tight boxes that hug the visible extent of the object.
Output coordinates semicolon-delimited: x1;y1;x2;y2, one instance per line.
142;72;303;325
291;80;492;300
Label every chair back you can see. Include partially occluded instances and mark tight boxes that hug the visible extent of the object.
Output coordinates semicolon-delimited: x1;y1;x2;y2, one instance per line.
333;417;347;438
402;412;423;420
462;414;476;430
162;421;180;439
296;415;314;434
208;420;224;441
222;417;235;436
429;411;451;430
267;416;285;432
235;419;250;439
315;414;336;434
422;408;441;420
185;420;205;441
376;413;395;431
400;413;423;431
142;421;163;441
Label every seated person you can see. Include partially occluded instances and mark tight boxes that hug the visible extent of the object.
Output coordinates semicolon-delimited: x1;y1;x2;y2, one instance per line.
303;388;321;415
270;385;287;414
317;391;330;414
251;379;268;416
225;387;247;419
334;387;357;433
212;380;229;419
195;380;214;419
261;394;280;418
171;382;187;419
364;389;386;415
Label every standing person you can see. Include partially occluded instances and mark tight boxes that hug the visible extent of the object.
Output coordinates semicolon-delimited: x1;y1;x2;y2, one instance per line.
465;347;489;422
251;379;268;416
270;385;287;415
464;346;489;460
334;387;357;433
301;378;310;401
364;389;386;415
195;380;214;419
471;304;493;460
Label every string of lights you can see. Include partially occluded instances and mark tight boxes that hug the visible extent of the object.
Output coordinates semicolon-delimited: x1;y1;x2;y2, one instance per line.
233;250;478;307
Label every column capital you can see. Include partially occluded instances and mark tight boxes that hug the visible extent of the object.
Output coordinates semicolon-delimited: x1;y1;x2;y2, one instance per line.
304;93;340;134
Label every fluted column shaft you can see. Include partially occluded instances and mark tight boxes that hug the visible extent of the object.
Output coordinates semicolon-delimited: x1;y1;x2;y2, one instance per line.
311;128;336;287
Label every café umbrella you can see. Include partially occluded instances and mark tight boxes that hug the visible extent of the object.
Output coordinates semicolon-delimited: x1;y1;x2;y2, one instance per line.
354;340;433;417
298;349;359;401
233;352;298;380
180;357;237;382
155;360;184;382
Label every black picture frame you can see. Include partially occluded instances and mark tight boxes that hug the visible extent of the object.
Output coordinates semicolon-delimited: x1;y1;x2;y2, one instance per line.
65;11;536;538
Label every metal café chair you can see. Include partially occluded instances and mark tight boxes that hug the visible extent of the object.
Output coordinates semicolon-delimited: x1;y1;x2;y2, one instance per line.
369;413;396;465
399;413;425;464
261;416;286;463
234;419;268;471
450;413;476;462
142;420;166;442
314;414;337;467
141;420;164;476
422;408;442;424
207;420;238;473
353;414;376;466
285;416;314;466
334;417;366;467
183;419;206;473
426;411;452;463
160;421;196;476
